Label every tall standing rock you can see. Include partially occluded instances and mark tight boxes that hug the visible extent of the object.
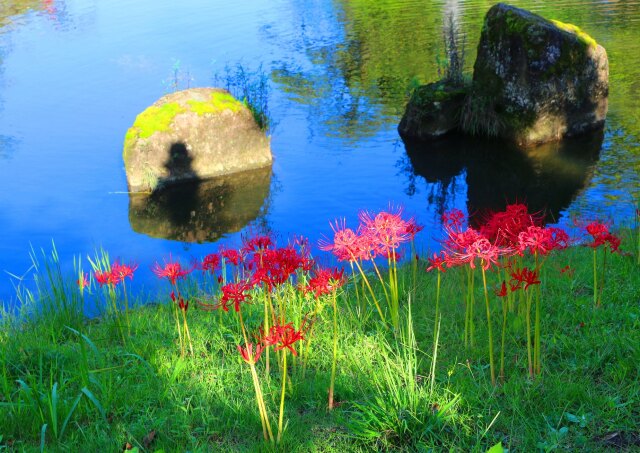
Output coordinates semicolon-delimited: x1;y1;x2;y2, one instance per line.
123;88;272;192
461;3;608;146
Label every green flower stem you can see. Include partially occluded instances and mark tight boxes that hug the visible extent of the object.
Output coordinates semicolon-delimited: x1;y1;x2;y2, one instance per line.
370;257;390;310
500;296;507;384
470;268;476;347
329;291;338;410
534;285;541;375
525;290;533;378
593;248;598;307
264;290;270;375
249;362;273;442
481;265;496;386
181;308;194;357
349;262;362;314
277;349;288;443
351;257;386;324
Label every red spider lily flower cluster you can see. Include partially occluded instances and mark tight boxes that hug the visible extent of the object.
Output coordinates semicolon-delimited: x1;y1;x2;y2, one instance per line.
479;203;543;247
241;234;274;254
302;267;346;298
219;281;252;312
248;245;313;289
152;259;192;285
200;253;221;274
237;342;265;364
263;323;305;356
220;248;243;266
441;205;570;267
517;226;569;256
583;221;621;252
445;236;508;270
94;261;138;287
320;208;422;262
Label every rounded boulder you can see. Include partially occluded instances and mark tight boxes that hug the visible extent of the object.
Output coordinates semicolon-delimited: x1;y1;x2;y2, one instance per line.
123;88;272;192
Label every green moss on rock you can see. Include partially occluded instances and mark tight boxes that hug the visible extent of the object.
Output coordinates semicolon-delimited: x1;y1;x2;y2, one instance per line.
187;91;244;116
134;102;185;139
551;19;597;49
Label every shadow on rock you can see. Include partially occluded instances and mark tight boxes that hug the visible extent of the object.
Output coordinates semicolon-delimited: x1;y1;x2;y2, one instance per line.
403;129;604;226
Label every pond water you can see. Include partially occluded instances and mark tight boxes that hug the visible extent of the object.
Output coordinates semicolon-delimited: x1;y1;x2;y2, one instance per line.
0;0;638;303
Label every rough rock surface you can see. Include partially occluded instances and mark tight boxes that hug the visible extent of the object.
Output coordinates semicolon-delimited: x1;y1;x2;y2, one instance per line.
123;88;272;192
398;81;467;141
461;3;608;146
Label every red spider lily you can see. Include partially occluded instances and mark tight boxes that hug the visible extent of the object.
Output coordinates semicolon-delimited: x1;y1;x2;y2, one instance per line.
237;342;264;364
442;208;466;232
77;273;89;290
495;281;508;297
200;253;221;273
426;252;447;273
170;291;189;312
319;219;363;262
583;221;621;252
152;259;192;285
441;227;483;264
263;323;305;356
448;238;505;270
545;227;570;251
242;234;273;254
605;233;621;252
220;281;252;312
94;269;117;287
358;208;411;253
249;246;307;289
303;267;346;298
479;203;541;247
220;248;243;266
517;226;569;256
511;267;540;291
404;217;424;240
110;261;138;283
585;221;609;238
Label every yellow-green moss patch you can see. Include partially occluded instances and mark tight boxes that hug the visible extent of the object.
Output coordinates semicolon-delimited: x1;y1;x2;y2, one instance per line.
187;91;244;116
551;19;597;49
132;102;186;139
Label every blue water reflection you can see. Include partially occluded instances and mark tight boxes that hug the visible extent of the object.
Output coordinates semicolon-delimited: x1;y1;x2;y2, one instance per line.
0;0;638;304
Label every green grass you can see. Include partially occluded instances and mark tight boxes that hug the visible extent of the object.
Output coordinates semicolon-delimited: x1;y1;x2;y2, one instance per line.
1;235;638;452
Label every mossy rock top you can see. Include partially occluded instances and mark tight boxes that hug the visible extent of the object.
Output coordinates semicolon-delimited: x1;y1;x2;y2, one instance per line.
398;80;468;141
462;3;608;146
123;88;272;193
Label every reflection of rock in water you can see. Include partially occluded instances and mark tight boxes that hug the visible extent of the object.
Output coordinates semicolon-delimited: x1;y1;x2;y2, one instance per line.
404;129;603;225
128;166;272;243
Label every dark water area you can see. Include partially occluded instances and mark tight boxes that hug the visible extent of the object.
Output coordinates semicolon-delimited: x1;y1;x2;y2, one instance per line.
0;0;638;304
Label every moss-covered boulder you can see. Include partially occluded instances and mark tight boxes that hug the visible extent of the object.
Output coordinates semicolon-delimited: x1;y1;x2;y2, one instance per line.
461;3;608;146
123;88;272;192
398;81;467;141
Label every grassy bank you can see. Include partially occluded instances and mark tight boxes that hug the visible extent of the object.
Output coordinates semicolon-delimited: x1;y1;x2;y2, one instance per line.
1;221;639;452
